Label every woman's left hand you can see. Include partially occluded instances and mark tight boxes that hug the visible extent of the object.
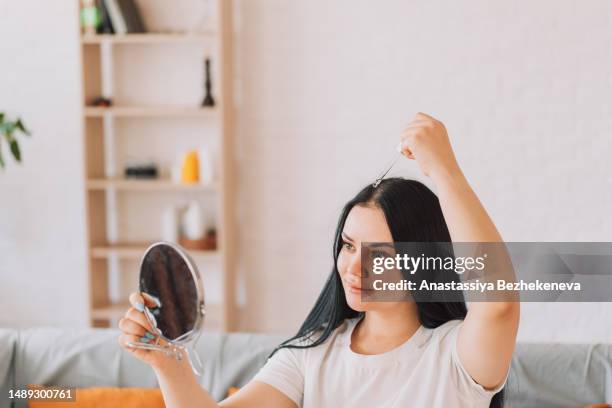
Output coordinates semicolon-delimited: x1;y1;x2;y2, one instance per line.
399;112;462;181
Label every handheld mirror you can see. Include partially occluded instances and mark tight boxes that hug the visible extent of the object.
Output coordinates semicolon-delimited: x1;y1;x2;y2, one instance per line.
127;242;205;374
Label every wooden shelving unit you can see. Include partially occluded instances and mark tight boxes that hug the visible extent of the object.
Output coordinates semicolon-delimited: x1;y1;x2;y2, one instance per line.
78;1;236;331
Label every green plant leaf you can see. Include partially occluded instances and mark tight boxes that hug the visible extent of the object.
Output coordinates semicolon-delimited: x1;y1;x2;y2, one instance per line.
3;122;15;137
15;119;31;136
9;139;21;162
4;126;14;143
0;114;30;169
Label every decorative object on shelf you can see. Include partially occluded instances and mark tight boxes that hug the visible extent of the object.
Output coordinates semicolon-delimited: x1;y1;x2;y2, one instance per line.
91;96;113;107
161;206;179;243
179;201;215;250
182;201;206;240
174;148;213;184
202;228;217;250
198;145;214;184
95;0;114;33
0;113;31;169
202;58;215;107
179;230;216;251
124;159;158;179
81;0;100;35
181;150;200;183
104;0;146;35
181;227;217;250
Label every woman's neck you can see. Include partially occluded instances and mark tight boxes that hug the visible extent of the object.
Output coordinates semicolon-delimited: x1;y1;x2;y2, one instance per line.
351;303;421;355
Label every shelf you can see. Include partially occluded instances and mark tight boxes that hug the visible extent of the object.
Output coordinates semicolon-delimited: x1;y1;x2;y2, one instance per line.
91;244;219;260
87;178;217;191
82;0;236;331
91;302;224;330
84;106;217;118
81;32;215;45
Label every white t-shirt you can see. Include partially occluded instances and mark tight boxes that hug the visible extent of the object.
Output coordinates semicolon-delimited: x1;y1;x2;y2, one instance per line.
253;318;506;408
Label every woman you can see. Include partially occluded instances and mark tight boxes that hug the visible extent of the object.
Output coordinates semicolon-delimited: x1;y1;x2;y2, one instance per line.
118;112;519;407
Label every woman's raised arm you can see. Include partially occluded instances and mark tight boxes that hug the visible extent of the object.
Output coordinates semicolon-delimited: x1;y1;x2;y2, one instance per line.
400;113;520;390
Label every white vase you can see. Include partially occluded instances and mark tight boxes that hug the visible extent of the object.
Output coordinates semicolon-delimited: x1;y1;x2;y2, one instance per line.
183;201;205;240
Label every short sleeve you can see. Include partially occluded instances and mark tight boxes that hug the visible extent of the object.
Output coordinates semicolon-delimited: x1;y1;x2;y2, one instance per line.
252;347;304;407
448;322;508;400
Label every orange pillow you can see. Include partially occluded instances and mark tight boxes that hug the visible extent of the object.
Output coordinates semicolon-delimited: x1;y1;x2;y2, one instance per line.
29;387;165;408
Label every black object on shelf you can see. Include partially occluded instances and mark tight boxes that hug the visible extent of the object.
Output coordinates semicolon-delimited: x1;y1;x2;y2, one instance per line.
92;96;113;107
124;161;158;179
96;0;115;34
202;58;215;107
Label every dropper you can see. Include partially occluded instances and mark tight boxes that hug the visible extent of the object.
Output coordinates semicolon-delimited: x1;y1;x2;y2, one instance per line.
373;143;404;188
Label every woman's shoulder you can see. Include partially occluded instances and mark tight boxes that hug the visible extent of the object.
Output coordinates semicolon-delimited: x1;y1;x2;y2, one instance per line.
422;319;464;349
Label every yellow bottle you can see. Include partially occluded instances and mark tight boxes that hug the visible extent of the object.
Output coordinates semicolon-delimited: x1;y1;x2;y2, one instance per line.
181;151;200;183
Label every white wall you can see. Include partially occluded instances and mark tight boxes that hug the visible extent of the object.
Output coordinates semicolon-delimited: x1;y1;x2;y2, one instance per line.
0;0;88;327
234;0;612;342
1;0;611;342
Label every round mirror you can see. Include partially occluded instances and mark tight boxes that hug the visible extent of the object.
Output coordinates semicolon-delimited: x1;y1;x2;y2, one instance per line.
139;242;205;342
128;242;205;372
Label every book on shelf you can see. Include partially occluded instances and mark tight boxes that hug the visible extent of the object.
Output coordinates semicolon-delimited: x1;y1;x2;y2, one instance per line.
117;0;146;33
104;0;146;34
96;0;114;34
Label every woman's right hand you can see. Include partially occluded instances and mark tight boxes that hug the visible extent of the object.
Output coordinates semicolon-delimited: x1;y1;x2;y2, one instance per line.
118;292;175;370
118;293;220;408
399;112;462;182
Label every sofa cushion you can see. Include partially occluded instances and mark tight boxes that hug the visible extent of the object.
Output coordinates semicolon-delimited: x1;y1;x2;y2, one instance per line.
506;343;612;407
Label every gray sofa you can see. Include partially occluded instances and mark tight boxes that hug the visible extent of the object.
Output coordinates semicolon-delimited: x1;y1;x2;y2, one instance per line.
0;328;610;408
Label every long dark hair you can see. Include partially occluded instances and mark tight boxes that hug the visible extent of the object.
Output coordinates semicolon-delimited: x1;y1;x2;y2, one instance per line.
272;178;504;407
